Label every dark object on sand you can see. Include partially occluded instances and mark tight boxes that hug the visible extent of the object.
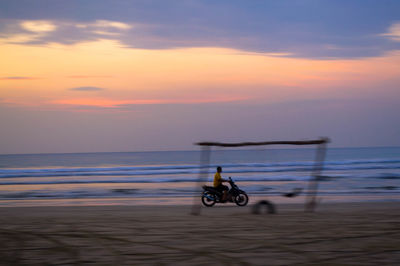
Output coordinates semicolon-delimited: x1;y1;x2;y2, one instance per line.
283;188;303;198
252;200;276;214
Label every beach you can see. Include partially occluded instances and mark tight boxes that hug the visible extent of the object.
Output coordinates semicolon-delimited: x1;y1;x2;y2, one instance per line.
0;202;399;265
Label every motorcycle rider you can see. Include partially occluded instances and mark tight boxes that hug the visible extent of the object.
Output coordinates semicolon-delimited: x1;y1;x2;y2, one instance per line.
214;166;230;202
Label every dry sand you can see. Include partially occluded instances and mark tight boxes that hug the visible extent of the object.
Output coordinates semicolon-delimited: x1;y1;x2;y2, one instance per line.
0;202;399;265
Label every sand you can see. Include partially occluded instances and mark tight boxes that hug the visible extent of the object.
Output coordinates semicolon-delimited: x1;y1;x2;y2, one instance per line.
0;202;399;265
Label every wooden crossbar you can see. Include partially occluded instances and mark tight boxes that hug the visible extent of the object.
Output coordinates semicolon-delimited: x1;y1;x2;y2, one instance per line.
196;138;329;147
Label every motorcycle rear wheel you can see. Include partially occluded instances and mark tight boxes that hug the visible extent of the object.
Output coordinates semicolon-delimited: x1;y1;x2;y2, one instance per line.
201;192;216;207
234;193;249;206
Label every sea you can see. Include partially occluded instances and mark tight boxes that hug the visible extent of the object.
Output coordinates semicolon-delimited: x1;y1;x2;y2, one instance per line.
0;147;399;207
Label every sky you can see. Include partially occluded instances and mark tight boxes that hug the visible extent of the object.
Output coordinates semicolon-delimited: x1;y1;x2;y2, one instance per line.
0;0;399;154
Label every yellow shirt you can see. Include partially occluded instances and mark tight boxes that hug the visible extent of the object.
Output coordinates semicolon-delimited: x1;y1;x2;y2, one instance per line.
214;172;222;187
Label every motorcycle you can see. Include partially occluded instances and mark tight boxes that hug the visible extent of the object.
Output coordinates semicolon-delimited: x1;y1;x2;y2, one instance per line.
201;177;249;207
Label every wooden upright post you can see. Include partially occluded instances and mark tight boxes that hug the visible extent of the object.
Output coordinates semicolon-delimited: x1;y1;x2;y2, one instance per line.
305;139;328;212
191;146;211;215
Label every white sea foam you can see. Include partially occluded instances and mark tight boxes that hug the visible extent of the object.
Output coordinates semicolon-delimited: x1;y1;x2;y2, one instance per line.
1;159;399;179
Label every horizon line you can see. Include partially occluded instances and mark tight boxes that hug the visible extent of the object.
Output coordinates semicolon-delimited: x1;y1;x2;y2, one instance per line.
1;145;399;156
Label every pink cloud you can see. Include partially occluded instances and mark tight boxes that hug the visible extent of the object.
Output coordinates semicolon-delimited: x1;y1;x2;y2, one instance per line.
0;76;39;80
67;75;113;79
51;96;249;109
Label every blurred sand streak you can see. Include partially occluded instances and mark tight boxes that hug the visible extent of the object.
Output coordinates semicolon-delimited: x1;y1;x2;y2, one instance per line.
0;202;399;265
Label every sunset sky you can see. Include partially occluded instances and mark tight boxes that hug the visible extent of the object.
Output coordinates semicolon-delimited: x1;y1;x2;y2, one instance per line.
1;0;399;154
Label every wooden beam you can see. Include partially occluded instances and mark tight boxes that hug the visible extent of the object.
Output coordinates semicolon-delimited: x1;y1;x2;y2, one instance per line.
196;138;329;147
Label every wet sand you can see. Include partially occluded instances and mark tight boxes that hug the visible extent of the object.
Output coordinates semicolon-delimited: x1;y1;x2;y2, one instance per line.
0;202;399;265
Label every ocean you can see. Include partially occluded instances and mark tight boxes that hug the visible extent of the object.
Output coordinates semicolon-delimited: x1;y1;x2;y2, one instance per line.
0;147;399;207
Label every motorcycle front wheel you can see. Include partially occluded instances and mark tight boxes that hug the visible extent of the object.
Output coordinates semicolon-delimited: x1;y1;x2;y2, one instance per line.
201;192;216;207
234;193;249;206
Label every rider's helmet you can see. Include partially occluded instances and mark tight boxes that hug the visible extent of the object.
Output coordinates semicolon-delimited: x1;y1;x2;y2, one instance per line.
217;166;222;173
